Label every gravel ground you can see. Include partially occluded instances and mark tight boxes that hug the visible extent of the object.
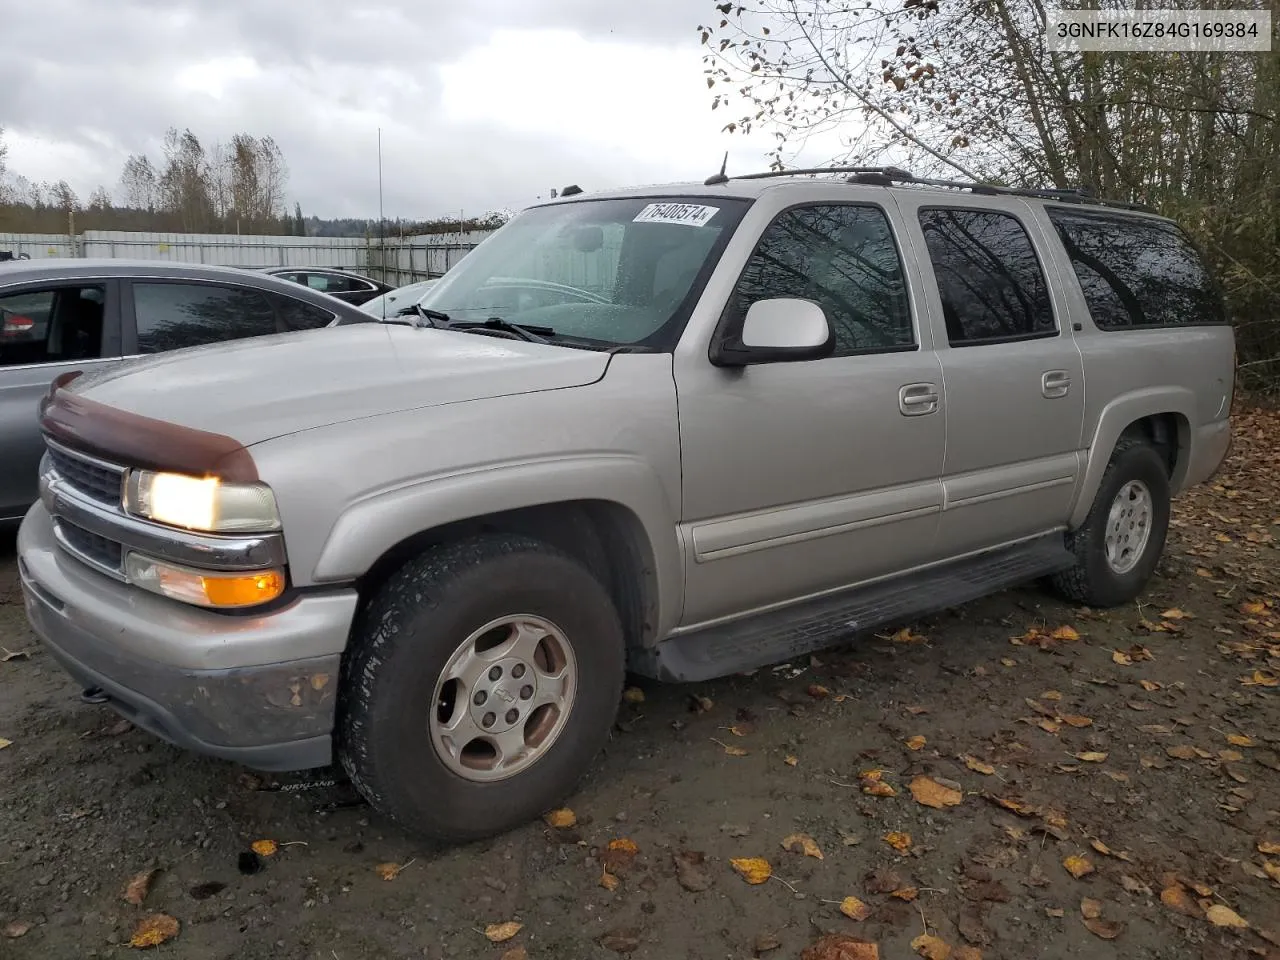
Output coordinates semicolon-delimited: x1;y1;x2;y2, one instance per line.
1;407;1278;960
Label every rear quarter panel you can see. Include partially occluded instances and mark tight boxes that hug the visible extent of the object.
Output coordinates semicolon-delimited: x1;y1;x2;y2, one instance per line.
1025;204;1235;525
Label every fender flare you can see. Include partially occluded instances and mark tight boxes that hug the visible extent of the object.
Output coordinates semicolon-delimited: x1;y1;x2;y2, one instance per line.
312;454;684;635
1067;386;1194;529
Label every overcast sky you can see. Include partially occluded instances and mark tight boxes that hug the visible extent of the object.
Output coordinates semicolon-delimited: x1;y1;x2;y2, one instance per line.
0;0;846;220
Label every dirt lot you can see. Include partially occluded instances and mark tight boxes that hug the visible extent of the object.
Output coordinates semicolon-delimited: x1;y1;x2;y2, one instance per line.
2;410;1279;960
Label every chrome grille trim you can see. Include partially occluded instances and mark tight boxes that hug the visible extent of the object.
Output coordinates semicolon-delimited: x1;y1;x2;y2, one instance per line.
44;438;126;507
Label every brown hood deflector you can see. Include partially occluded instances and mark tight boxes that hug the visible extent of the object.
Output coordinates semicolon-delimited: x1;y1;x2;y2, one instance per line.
39;373;260;483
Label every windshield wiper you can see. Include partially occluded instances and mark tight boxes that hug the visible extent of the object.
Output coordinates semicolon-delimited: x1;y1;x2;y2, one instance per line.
402;304;453;329
449;317;554;344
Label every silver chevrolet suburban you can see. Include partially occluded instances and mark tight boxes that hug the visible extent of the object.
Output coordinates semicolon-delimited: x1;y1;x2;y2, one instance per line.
16;168;1234;842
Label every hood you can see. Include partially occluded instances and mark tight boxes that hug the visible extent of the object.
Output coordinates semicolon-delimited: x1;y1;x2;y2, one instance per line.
70;323;610;446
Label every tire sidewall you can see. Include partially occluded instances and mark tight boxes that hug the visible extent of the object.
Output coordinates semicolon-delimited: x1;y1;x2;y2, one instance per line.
1080;444;1171;606
339;541;624;841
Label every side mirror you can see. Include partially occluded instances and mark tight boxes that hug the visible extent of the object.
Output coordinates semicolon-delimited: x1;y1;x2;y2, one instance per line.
710;298;834;367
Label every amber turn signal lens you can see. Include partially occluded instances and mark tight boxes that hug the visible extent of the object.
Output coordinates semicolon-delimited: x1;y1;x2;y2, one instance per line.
125;553;286;609
201;570;286;607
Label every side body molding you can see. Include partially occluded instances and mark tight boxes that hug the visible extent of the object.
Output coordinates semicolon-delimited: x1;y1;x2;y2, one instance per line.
311;454;686;640
1067;386;1195;529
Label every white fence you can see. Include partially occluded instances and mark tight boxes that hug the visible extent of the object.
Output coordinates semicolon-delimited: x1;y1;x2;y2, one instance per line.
0;229;494;286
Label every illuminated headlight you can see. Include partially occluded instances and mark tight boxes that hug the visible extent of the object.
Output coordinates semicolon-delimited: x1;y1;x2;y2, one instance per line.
124;470;281;533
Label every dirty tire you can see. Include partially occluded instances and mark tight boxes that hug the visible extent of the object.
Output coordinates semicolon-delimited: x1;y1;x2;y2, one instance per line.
336;534;625;842
1050;437;1171;607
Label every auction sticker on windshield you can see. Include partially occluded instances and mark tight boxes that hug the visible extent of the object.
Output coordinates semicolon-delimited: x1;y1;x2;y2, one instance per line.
633;203;720;227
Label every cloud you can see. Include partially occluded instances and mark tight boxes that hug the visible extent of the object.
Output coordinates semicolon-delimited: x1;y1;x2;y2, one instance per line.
0;0;849;219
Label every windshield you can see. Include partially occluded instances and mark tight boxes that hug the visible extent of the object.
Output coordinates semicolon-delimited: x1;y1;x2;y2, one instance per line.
418;196;749;348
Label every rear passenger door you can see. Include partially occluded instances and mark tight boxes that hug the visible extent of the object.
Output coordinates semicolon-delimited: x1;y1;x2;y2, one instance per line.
0;279;124;520
122;280;336;354
895;196;1086;556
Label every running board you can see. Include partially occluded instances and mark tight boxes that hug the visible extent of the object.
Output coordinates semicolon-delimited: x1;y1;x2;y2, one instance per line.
631;534;1074;682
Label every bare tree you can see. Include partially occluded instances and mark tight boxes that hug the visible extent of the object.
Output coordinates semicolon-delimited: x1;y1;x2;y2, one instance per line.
118;154;159;211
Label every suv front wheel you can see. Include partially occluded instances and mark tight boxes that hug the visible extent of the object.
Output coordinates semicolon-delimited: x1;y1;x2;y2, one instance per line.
337;534;625;842
1051;437;1172;607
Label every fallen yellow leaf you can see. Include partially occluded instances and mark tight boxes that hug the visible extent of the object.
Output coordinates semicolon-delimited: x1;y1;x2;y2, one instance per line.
731;857;772;885
860;771;897;798
1060;715;1093;728
599;869;619;891
1082;917;1125;940
1258;841;1280;855
729;723;753;737
784;755;799;767
1075;752;1107;763
963;755;995;775
1000;658;1016;667
909;775;963;809
839;895;872;921
1226;734;1256;747
905;735;927;751
543;808;577;828
890;887;919;902
1051;625;1081;641
910;932;952;960
374;862;406;881
808;684;831;699
884;832;912;852
1166;744;1198;760
1241;670;1278;687
1160;884;1202;917
123;868;159;906
1112;650;1133;665
1203;903;1249;929
1220;749;1244;763
1138;679;1162;692
1241;600;1268;616
484;922;523;943
1160;608;1191;620
1063;855;1095;879
250;839;278;857
128;913;180;948
1080;898;1103;919
954;949;983;960
622;686;645;704
781;833;824;860
1042;690;1063;701
1262;861;1280;883
712;738;748;756
0;738;11;750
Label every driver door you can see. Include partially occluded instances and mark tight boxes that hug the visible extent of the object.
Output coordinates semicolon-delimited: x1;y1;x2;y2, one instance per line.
674;199;947;627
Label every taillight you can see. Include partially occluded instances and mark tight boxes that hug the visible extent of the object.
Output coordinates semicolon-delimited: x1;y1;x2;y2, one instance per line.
1;315;34;336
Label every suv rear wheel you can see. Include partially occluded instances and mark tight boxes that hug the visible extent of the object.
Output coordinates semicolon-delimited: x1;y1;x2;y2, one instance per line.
1051;437;1171;607
337;534;625;842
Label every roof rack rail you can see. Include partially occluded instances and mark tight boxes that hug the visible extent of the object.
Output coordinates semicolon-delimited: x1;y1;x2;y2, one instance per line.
711;164;1155;214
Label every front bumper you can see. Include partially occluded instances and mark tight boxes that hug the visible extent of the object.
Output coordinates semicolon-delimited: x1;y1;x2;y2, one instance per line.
17;504;359;771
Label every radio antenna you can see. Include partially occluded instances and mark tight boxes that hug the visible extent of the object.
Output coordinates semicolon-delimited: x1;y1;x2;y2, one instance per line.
704;151;730;186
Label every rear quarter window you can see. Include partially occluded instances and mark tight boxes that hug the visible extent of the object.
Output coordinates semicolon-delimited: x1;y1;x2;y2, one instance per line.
1046;208;1227;330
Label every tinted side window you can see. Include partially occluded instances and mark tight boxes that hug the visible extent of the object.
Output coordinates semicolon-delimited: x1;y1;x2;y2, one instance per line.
0;285;107;367
271;294;337;330
133;282;278;353
918;208;1056;345
1046;209;1226;329
728;204;914;355
307;273;362;293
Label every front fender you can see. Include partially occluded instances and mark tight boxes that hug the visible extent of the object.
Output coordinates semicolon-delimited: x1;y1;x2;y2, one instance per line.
1068;386;1195;529
312;454;685;637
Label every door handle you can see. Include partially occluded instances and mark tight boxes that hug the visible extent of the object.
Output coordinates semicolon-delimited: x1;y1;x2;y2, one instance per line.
899;382;939;416
1041;370;1071;399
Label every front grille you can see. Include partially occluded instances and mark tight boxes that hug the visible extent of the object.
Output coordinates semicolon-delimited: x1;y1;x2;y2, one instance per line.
46;443;125;506
55;519;124;573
